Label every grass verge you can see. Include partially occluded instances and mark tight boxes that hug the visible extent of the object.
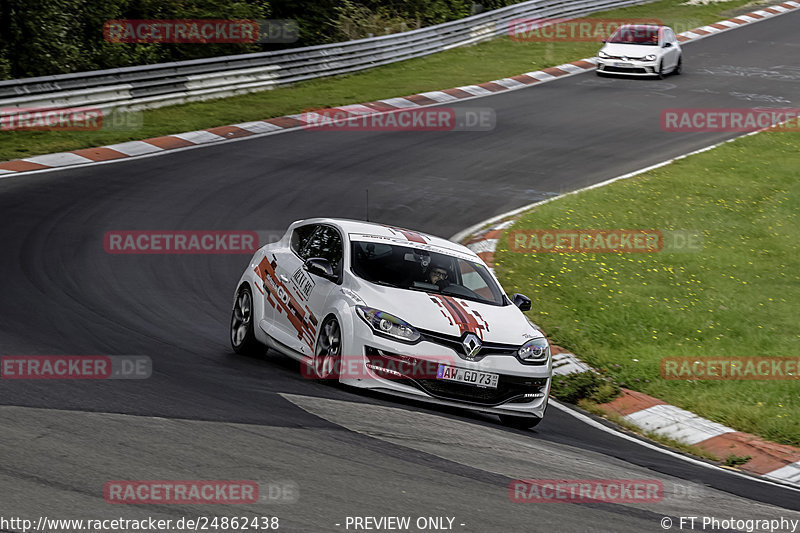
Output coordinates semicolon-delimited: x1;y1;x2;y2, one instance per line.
497;129;800;446
0;0;766;161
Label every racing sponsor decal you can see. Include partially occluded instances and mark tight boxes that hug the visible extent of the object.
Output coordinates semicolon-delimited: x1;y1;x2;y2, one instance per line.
255;255;317;349
428;294;489;339
290;267;315;300
384;226;429;244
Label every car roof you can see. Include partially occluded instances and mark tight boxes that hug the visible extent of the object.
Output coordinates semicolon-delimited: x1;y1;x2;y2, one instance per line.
292;217;482;261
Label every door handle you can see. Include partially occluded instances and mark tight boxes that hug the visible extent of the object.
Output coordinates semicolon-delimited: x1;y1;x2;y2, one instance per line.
279;274;290;283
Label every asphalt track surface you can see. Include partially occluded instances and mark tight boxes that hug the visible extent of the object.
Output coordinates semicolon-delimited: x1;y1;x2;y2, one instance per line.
1;10;800;533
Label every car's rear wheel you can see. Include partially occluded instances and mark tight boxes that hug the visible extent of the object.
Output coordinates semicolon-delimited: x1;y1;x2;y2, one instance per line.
674;55;683;75
499;414;542;429
312;316;342;380
231;285;259;355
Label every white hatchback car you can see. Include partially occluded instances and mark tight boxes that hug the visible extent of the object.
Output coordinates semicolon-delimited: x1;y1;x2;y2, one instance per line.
230;218;552;428
596;24;682;78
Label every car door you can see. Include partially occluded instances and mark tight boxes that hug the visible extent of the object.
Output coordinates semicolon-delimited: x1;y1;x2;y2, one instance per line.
663;29;679;70
267;224;343;357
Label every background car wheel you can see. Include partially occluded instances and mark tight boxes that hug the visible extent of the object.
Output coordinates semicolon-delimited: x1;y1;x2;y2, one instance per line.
674;55;683;75
499;414;542;429
230;285;260;355
312;316;342;380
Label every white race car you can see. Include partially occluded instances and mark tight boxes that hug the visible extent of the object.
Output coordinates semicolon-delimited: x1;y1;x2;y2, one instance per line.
230;218;551;428
596;24;682;78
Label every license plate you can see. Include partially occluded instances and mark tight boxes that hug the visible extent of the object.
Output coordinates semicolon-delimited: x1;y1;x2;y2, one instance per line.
614;62;633;67
437;364;499;388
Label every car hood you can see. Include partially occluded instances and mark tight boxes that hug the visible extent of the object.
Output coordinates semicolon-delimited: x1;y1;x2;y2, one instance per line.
601;43;662;58
349;279;541;344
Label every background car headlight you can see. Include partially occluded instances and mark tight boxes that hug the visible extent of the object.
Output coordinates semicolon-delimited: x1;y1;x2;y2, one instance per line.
645;54;657;61
518;337;550;362
598;50;610;59
356;306;420;343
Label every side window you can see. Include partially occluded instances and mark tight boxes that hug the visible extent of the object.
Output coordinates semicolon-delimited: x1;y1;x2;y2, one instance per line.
666;29;675;43
301;226;344;273
291;225;318;256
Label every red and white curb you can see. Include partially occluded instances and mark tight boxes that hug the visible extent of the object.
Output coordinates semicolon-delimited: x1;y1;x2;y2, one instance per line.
1;1;799;176
458;182;800;491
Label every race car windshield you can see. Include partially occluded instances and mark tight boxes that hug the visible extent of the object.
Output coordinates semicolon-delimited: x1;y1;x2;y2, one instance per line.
608;27;659;45
350;241;507;306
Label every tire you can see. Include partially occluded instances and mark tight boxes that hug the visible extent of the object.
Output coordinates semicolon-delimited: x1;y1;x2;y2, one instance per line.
499;414;542;429
656;60;665;80
311;315;342;380
674;55;682;75
230;285;260;355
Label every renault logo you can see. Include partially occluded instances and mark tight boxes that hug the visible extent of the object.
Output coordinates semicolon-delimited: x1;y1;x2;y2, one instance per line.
462;333;482;359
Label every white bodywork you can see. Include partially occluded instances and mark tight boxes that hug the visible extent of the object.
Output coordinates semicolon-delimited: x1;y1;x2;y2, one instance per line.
596;25;682;77
233;218;551;420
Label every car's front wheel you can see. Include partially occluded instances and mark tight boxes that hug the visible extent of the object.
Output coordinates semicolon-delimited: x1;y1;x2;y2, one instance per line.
674;55;683;75
499;414;542;429
312;315;342;380
231;285;260;355
656;60;666;80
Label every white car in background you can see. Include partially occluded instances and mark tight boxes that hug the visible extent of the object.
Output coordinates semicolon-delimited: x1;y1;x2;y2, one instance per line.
230;218;552;428
596;24;682;78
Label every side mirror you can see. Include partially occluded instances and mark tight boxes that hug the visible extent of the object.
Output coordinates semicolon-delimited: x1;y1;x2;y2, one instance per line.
601;39;606;43
663;42;672;48
304;257;337;282
512;293;532;312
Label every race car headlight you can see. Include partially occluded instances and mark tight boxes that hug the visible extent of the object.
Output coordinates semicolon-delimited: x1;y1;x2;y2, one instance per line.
356;306;420;343
598;50;610;59
518;337;550;362
644;54;657;61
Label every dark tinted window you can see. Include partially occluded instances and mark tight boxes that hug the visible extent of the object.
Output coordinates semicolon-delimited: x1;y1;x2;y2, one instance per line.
301;226;343;273
291;224;318;255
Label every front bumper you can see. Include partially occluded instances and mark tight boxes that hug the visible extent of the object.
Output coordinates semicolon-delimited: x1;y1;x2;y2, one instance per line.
596;58;659;76
340;319;551;418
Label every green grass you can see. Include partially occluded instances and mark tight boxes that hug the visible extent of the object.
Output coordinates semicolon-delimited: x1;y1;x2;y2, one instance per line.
0;0;764;161
497;130;800;446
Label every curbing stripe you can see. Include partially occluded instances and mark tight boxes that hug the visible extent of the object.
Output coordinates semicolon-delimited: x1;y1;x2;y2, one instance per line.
104;140;164;156
71;147;128;161
23;152;94;167
232;120;284;134
1;1;798;180
417;91;459;103
378;97;419;108
624;404;735;445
